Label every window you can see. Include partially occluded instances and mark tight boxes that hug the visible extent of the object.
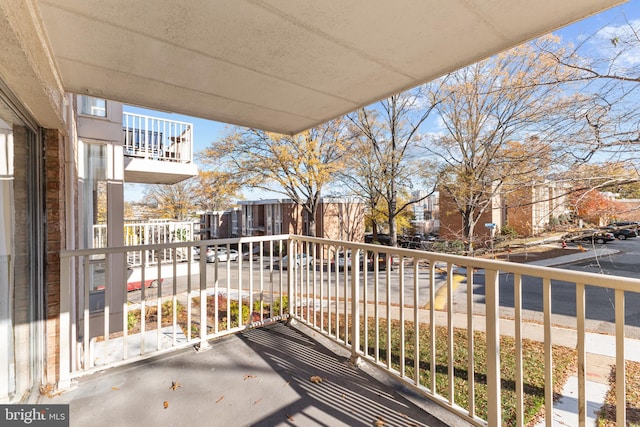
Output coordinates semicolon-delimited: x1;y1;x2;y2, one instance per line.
79;96;107;117
80;143;108;305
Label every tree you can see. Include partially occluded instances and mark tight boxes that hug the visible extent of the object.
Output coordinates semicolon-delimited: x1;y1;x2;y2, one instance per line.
542;17;640;165
201;119;350;236
424;36;580;252
191;169;242;212
569;189;620;225
338;130;386;240
346;90;440;246
143;179;198;221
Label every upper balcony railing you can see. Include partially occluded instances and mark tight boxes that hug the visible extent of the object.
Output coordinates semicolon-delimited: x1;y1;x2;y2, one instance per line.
123;112;193;163
93;220;197;266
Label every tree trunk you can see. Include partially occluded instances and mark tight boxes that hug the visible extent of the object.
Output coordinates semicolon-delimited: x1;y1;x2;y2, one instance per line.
462;208;475;254
305;197;319;237
371;220;379;242
388;181;398;247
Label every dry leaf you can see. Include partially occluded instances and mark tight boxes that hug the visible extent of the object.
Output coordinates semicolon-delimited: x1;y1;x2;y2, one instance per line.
111;387;120;391
163;401;169;409
309;375;323;384
374;416;385;427
243;374;256;381
253;398;262;405
283;381;290;387
169;381;182;391
215;396;224;404
286;414;295;422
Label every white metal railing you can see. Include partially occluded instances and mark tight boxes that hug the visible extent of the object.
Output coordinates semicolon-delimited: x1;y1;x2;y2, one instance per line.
286;235;640;427
59;235;289;383
93;221;196;266
59;234;640;426
122;112;193;163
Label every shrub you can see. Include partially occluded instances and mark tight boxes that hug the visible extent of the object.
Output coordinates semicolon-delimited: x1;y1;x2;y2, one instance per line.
500;224;518;238
271;295;288;315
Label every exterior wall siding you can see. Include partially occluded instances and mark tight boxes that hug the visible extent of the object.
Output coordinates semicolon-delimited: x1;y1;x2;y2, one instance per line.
44;129;65;386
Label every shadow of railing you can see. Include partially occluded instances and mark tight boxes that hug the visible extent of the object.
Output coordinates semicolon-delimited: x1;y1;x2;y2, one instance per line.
240;323;450;427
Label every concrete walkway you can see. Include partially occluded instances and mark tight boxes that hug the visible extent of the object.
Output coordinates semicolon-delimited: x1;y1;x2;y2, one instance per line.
524;244;619;267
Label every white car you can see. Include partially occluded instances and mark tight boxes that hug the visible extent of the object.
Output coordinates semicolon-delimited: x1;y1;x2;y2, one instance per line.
213;249;239;262
205;247;227;263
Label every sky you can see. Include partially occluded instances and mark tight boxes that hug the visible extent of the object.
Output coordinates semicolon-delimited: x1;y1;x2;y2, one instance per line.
124;0;640;203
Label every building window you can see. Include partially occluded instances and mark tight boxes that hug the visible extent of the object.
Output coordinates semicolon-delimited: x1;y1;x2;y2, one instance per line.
232;211;238;236
80;143;108;308
274;205;282;234
266;205;273;235
79;96;107;117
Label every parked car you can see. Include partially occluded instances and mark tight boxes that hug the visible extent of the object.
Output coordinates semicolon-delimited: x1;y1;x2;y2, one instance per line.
212;249;239;262
563;229;616;244
363;251;392;271
275;253;313;270
336;250;364;271
242;245;262;260
206;247;228;263
607;221;640;229
601;227;637;240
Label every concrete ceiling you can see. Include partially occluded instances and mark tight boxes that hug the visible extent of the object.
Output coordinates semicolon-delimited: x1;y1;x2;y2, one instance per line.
37;0;624;135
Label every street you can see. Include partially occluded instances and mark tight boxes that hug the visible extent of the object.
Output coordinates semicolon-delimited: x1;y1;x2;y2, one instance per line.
450;237;640;334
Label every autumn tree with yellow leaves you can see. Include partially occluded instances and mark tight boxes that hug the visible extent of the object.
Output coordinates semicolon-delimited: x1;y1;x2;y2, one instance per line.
192;170;243;212
201;119;351;236
143;179;198;221
424;36;584;252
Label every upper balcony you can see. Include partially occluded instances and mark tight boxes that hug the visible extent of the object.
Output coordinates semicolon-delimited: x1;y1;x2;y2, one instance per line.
123;112;198;185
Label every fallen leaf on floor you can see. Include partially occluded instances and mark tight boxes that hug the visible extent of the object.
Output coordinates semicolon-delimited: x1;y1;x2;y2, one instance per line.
215;396;224;404
341;393;347;400
283;381;290;387
286;414;295;422
244;374;256;381
163;401;169;409
111;387;120;391
169;381;182;391
253;398;262;405
374;416;386;426
309;375;323;384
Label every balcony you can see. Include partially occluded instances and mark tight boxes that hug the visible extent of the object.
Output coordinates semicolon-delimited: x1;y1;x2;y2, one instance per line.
123;112;198;184
56;235;640;426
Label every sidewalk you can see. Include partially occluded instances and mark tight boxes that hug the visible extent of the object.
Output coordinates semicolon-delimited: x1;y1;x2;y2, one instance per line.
524;244;619;267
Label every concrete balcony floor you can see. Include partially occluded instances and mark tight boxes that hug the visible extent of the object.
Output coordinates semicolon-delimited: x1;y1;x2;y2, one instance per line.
41;322;466;426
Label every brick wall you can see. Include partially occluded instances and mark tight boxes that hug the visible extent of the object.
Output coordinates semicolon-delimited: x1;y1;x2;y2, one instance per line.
44;129;65;387
506;186;534;236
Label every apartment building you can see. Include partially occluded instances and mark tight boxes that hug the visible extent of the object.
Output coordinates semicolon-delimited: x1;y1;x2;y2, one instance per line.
439;181;572;241
201;198;365;241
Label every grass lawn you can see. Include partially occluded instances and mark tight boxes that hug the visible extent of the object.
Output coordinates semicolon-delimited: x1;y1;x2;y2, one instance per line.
596;360;640;426
354;318;576;426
